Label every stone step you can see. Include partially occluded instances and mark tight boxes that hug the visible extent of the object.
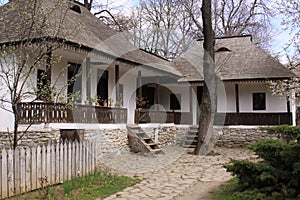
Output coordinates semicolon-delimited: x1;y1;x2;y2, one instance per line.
183;144;196;148
151;148;163;154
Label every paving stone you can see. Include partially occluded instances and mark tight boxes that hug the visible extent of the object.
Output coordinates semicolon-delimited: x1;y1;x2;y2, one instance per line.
102;146;254;200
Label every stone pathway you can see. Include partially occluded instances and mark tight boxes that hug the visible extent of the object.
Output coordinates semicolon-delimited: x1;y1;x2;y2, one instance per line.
97;146;256;200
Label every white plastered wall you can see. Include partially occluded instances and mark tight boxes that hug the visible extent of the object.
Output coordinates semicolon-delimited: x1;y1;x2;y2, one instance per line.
239;83;288;113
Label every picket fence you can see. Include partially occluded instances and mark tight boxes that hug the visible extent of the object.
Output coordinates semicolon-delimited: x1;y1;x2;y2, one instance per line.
0;141;97;199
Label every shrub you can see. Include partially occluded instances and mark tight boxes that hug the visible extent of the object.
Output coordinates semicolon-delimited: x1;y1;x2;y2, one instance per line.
225;125;300;199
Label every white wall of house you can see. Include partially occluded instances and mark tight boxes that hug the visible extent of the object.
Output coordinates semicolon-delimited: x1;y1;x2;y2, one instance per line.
217;83;235;113
239;83;288;113
161;84;190;112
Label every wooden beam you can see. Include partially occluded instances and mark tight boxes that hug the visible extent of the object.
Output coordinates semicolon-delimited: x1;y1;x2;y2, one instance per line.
189;86;193;115
115;65;119;103
155;79;160;106
138;71;142;97
235;84;239;113
86;57;91;102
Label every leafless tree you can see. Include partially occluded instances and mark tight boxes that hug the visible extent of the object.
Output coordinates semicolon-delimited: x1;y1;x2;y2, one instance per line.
0;0;79;148
277;0;300;62
194;0;216;155
181;0;273;48
122;0;195;59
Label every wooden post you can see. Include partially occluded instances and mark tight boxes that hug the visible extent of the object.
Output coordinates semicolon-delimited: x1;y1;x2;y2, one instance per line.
86;57;91;102
155;77;160;110
235;84;239;113
115;65;120;122
138;71;142;97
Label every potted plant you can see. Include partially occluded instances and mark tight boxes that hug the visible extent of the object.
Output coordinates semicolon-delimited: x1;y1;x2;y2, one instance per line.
108;97;114;107
103;99;108;107
91;95;99;106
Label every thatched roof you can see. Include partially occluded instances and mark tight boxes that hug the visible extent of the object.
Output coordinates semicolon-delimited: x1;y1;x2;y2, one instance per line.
174;35;295;82
0;1;294;81
0;0;180;76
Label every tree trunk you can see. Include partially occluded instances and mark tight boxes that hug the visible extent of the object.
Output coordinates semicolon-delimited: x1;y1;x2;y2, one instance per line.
194;0;216;155
12;103;19;149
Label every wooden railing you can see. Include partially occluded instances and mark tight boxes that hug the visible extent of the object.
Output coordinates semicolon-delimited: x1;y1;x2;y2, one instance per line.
135;109;192;124
17;102;127;124
215;112;292;126
135;109;292;126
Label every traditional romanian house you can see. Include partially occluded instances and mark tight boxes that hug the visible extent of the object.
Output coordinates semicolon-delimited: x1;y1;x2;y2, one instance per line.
0;0;296;133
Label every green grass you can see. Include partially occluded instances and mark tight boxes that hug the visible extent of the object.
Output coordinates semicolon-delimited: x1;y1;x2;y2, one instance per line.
9;170;141;200
209;178;239;200
60;170;141;200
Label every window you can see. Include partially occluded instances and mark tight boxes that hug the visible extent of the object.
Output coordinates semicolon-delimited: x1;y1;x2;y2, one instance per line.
253;93;266;110
170;93;181;110
68;62;82;102
70;5;81;14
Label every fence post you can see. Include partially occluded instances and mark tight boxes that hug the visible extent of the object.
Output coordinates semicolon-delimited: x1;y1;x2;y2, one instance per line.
7;149;14;197
31;147;37;190
25;147;31;192
14;148;20;194
2;149;8;199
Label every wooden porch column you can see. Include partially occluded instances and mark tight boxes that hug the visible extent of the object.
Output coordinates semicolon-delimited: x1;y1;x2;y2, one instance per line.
46;47;52;99
155;77;160;110
138;71;142;97
86;57;91;102
235;84;240;113
115;65;120;103
189;86;193;124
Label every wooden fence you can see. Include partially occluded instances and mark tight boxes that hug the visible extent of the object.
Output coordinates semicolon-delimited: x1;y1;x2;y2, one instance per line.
0;141;97;199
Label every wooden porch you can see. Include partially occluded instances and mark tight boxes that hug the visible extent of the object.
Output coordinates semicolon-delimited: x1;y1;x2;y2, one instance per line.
17;102;127;124
134;109;292;125
216;112;292;126
135;109;193;124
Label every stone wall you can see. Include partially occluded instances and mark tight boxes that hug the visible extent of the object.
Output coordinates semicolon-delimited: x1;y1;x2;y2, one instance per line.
0;128;60;148
0;125;278;151
140;126;189;146
216;127;277;148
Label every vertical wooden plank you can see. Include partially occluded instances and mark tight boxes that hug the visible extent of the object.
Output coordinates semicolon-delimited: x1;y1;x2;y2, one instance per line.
85;141;88;175
36;146;42;189
75;142;79;177
88;142;92;174
7;149;14;197
67;142;72;180
72;142;76;178
46;144;51;182
79;142;82;177
25;148;31;192
14;148;20;195
82;141;86;176
63;143;68;181
59;143;64;182
94;142;98;168
51;144;55;185
91;142;94;173
19;148;26;194
92;142;96;171
2;149;8;199
41;145;46;179
55;144;60;184
31;147;37;190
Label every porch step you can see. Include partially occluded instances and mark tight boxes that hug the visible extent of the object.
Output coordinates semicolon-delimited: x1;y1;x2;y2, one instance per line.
127;125;163;154
183;126;199;148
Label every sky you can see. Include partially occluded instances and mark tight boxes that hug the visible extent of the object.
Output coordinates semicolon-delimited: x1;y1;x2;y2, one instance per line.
0;0;295;63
